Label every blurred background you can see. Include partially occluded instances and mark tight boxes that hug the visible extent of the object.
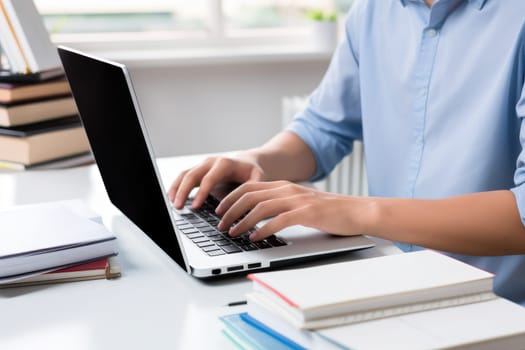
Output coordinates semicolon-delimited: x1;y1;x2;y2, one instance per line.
35;0;353;38
32;0;354;159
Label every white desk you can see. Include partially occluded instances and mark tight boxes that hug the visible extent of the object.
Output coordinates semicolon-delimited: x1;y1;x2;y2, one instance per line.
0;155;400;350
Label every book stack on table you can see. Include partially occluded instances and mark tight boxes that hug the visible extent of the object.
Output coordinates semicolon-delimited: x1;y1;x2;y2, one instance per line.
0;256;121;288
0;200;120;287
220;250;525;350
0;0;92;170
0;77;93;170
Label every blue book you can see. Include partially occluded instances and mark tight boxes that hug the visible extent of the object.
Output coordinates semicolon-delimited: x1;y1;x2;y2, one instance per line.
219;313;305;350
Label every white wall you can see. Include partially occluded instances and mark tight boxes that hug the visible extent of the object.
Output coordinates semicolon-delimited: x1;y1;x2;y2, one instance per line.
127;59;329;157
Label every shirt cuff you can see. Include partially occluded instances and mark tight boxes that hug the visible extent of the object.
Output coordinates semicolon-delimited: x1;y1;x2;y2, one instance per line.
286;120;326;182
511;184;525;227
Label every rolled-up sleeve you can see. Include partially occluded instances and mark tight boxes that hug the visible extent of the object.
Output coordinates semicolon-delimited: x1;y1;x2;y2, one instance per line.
510;38;525;225
286;3;365;182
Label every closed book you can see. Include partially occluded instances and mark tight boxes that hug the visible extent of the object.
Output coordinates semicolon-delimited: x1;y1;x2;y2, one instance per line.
0;257;121;288
0;67;65;83
244;306;336;350
0;116;90;165
0;114;81;136
0;152;94;170
219;313;306;350
0;77;70;103
0;203;118;281
247;298;525;350
247;250;495;329
0;95;77;126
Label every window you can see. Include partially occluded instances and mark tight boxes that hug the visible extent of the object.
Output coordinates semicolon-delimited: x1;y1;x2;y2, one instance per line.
34;0;354;55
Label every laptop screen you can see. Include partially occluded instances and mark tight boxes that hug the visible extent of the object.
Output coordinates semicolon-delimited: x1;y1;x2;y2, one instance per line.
58;47;187;270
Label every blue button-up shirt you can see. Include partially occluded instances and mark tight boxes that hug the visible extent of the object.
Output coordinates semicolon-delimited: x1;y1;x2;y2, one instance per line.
288;0;525;305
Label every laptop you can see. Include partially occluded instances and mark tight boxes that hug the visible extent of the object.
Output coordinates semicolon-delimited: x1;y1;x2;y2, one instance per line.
57;46;375;278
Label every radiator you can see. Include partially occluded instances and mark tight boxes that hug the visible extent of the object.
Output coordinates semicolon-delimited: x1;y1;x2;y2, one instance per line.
282;96;367;196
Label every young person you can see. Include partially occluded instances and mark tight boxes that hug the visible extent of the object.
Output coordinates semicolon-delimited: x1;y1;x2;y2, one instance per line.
169;0;525;305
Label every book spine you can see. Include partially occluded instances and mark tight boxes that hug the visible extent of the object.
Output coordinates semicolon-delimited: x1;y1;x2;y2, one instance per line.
246;303;343;350
240;313;307;350
303;292;498;329
0;98;78;127
248;275;299;308
0;93;73;108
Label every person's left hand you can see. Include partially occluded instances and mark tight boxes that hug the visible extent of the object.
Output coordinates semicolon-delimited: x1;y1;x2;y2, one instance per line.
215;181;372;241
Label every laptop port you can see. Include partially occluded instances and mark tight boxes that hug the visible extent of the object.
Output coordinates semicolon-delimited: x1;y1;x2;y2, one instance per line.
211;268;221;275
227;265;243;272
247;263;261;269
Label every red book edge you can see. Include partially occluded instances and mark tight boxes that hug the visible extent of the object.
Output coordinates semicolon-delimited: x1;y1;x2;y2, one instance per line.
247;273;299;308
46;258;110;279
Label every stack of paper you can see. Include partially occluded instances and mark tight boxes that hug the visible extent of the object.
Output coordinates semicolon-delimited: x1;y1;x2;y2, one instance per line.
0;202;118;283
220;250;525;349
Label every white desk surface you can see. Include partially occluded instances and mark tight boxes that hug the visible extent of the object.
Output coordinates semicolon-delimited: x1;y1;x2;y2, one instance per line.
0;154;400;350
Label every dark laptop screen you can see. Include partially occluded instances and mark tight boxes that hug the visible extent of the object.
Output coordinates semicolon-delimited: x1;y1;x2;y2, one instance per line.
58;47;186;269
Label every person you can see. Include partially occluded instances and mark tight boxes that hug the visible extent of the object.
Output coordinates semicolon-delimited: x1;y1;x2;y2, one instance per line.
169;0;525;306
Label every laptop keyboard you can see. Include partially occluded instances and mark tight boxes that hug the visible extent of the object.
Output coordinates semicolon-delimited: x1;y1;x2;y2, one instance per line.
174;196;287;257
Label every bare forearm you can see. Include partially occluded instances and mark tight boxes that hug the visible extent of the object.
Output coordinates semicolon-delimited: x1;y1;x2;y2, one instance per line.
237;131;316;182
365;190;525;255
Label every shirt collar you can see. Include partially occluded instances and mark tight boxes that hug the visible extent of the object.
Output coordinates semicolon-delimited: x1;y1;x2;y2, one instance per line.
399;0;487;10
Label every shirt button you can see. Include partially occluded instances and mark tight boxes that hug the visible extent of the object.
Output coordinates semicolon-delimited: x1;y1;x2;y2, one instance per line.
426;28;437;38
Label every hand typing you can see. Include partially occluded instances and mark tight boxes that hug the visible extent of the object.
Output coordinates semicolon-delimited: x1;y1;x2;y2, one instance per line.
215;181;372;241
168;156;265;210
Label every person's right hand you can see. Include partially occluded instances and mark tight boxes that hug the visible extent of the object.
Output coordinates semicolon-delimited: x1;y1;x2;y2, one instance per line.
167;156;265;210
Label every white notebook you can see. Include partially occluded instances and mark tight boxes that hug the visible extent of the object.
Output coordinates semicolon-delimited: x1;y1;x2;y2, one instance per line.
247;250;495;329
0;202;117;281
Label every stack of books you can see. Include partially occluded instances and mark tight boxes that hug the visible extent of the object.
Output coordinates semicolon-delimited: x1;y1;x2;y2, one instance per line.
1;256;121;288
0;200;120;287
0;77;92;170
0;0;92;170
220;251;525;350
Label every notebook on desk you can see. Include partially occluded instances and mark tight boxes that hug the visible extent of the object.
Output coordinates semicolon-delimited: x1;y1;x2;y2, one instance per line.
57;46;374;278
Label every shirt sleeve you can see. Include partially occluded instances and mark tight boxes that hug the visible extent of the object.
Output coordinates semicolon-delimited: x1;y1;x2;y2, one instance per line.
510;27;525;226
286;2;366;182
